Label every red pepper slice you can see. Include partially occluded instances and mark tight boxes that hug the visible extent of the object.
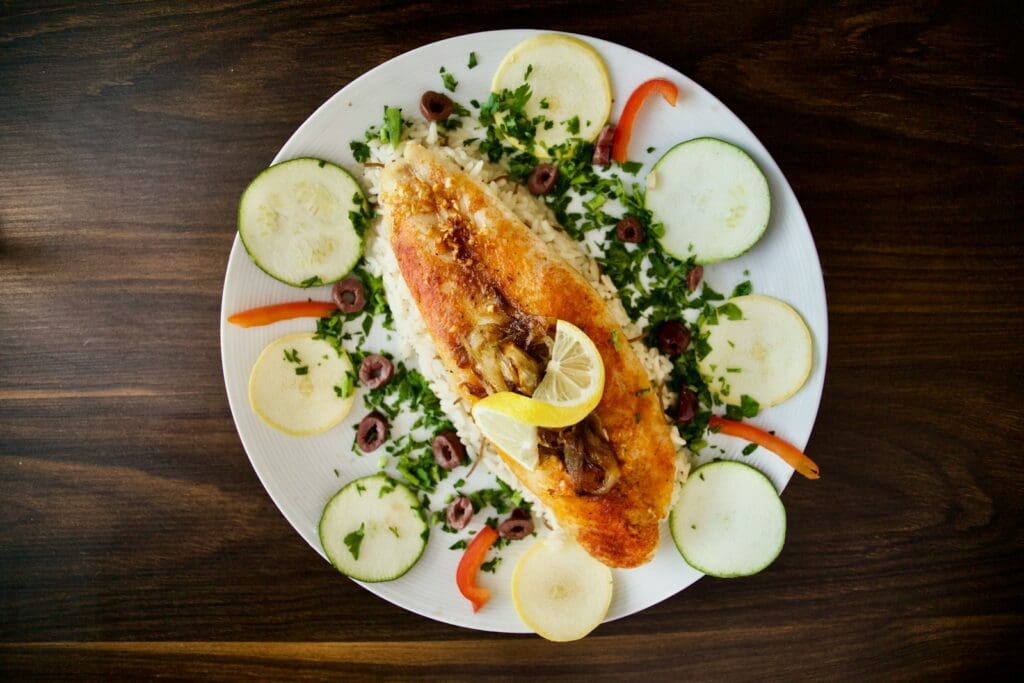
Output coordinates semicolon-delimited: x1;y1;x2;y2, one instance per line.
456;525;499;612
227;301;337;328
611;78;679;163
709;416;821;480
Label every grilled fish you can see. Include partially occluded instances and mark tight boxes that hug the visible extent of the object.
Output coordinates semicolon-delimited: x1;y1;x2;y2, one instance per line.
380;143;678;568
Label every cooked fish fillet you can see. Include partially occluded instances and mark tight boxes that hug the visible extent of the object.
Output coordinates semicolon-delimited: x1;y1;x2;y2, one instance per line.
380;143;678;568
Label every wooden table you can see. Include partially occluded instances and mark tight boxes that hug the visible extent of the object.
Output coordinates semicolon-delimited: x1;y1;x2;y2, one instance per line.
2;2;1022;679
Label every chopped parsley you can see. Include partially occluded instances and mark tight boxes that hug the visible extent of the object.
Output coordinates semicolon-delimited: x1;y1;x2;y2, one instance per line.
348;192;376;239
349;140;370;163
334;370;355;399
440;66;458;92
480;557;502;574
299;275;323;288
459;478;530;516
283;348;300;364
742;443;758;456
379;105;403;147
716;302;743;321
731;280;753;297
618;161;643;175
467;51;478;69
362;361;456;493
725;394;760;421
343;523;365;560
294;366;308;376
564;115;580;135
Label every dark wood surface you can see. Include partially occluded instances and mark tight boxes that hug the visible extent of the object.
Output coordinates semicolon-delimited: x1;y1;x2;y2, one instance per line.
2;1;1022;679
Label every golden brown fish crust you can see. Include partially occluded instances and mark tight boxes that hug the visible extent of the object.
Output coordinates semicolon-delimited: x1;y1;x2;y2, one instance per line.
380;144;678;568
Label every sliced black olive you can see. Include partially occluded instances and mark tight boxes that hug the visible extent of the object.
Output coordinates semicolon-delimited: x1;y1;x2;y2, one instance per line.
498;508;534;539
615;215;644;243
446;496;474;530
420;91;454;121
359;354;394;389
656;320;691;357
431;431;465;470
527;164;558;195
332;276;366;314
356;411;388;452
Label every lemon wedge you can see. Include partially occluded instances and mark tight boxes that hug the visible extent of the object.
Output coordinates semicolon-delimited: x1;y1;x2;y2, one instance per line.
491;34;612;156
471;401;540;470
248;332;355;436
471;320;604;469
511;535;613;641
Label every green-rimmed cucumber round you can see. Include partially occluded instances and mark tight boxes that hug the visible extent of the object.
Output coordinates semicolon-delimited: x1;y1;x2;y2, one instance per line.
319;474;428;582
238;157;366;287
645;137;770;264
670;461;785;578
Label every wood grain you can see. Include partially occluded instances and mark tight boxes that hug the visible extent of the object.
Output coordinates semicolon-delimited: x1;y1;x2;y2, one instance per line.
2;0;1023;679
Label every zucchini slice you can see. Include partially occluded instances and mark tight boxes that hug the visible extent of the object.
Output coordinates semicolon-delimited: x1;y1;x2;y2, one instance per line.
319;474;429;583
238;157;366;287
645;137;770;264
248;332;356;436
696;294;813;408
670;461;785;578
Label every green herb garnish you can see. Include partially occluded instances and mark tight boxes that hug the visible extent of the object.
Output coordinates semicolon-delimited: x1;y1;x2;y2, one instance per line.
343;523;365;560
379;105;403;147
349;140;370;163
334;370;355;399
731;280;753;297
440;66;458;92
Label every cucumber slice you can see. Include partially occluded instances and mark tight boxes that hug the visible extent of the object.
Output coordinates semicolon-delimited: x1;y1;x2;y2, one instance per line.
645;137;770;264
319;474;429;583
491;34;612;155
248;332;356;436
670;461;785;578
511;535;613;641
696;294;813;408
238;157;366;287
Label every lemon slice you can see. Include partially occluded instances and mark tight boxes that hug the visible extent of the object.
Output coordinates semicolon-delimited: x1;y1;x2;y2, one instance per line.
471;401;540;470
532;320;605;416
248;332;355;435
511;535;613;641
491;34;612;156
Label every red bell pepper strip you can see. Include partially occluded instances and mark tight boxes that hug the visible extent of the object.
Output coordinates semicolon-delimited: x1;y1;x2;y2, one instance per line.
456;525;499;612
708;416;821;480
611;78;679;163
227;301;337;328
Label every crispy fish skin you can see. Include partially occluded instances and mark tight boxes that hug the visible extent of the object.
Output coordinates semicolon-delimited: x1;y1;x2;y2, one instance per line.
380;144;678;568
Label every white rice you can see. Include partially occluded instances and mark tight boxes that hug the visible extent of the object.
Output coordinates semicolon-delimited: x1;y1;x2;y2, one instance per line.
357;120;690;520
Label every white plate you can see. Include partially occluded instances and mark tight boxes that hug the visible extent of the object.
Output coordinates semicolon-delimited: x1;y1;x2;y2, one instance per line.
220;29;827;634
